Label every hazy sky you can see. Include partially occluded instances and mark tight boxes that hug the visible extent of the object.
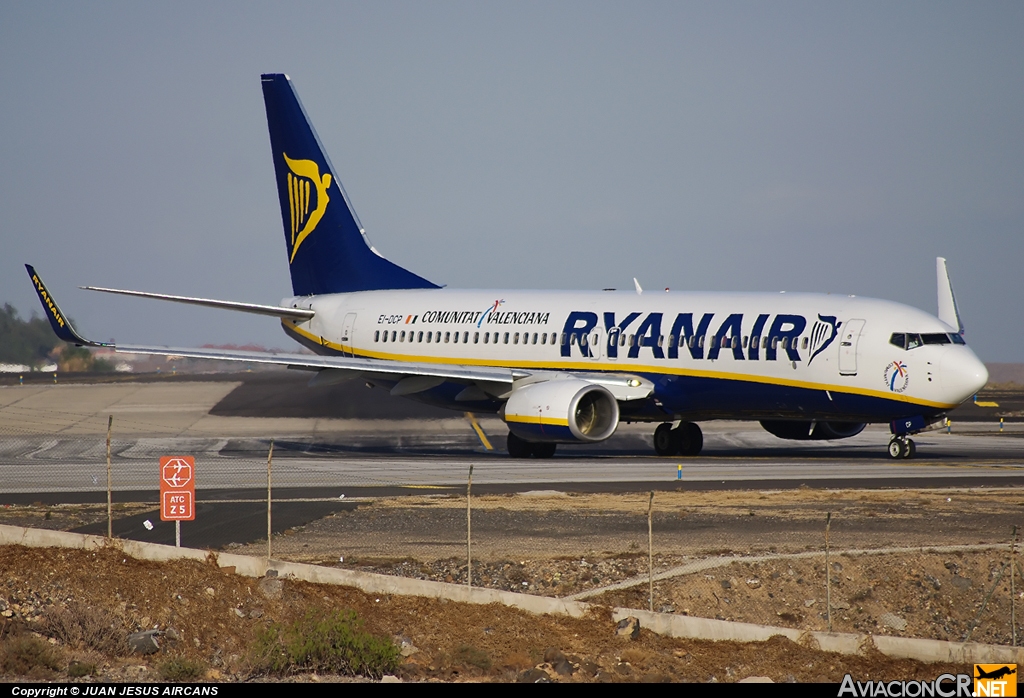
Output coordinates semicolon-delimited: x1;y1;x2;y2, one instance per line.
2;2;1022;361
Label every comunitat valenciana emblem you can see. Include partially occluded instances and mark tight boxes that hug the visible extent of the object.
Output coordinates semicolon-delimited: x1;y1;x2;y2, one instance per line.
884;360;910;393
283;153;332;263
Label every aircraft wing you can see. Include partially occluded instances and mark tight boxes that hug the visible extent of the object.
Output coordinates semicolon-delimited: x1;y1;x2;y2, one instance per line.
113;342;516;383
26;265;515;385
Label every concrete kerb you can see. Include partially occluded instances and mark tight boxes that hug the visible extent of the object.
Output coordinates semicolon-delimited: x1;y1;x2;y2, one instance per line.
2;524;1022;666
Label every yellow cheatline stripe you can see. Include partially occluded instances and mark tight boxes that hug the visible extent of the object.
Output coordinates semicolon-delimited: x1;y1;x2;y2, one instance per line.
505;414;570;427
281;322;958;410
464;411;493;451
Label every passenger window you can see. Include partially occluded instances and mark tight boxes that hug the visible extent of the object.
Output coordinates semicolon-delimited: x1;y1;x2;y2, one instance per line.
532;332;538;344
699;336;705;349
743;336;748;349
762;336;768;349
425;332;430;343
483;333;488;344
513;332;519;344
732;336;740;349
391;331;397;342
374;330;380;342
580;334;588;347
400;331;406;342
801;337;808;349
628;334;635;346
658;335;664;347
503;332;509;344
541;333;546;345
474;332;479;344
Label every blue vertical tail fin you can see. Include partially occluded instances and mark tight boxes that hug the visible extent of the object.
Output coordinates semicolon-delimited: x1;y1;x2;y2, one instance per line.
260;74;438;295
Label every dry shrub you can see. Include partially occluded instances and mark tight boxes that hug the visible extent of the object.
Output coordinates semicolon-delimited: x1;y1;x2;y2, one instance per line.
249;609;399;679
620;647;652;667
42;603;129;655
454;643;492;670
159;657;206;682
0;634;62;678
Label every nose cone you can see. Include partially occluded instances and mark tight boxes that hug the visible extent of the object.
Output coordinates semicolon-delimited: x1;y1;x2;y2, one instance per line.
940;349;989;405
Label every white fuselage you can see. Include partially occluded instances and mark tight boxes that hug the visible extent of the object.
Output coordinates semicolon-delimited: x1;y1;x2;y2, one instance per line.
278;288;988;423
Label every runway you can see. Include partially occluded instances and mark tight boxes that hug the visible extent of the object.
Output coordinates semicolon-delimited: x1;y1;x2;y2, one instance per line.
1;373;1021;549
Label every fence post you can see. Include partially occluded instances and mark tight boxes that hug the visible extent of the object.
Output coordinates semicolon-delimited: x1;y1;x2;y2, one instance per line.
467;464;473;589
106;415;113;539
648;491;655;612
266;439;274;561
1013;525;1018;646
826;512;832;632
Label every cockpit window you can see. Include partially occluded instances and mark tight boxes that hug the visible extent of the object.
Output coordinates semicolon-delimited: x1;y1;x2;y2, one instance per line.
890;332;966;350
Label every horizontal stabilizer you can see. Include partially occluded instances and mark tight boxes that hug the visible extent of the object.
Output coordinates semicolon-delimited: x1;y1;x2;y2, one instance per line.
81;286;315;321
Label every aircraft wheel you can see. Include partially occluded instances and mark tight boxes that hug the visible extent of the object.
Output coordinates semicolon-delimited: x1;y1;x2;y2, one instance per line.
531;442;557;459
902;439;916;459
887;439;904;459
678;422;704;456
654;423;678;456
507;432;533;458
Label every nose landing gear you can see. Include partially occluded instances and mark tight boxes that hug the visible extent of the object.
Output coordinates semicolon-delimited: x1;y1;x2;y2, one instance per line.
654;422;703;456
887;436;916;459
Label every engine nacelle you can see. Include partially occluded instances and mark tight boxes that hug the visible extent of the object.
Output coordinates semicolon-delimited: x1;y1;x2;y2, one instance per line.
503;379;619;443
760;420;867;441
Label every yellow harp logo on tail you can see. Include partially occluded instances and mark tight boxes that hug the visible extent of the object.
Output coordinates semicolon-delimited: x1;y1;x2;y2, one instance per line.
283;154;332;263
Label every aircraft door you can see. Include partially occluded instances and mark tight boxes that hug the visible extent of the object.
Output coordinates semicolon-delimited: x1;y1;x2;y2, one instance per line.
341;313;357;357
606;328;620;361
838;318;865;376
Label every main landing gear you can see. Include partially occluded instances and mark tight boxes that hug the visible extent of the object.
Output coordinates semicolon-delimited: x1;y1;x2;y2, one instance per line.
507;432;557;459
888;436;916;459
654;422;703;456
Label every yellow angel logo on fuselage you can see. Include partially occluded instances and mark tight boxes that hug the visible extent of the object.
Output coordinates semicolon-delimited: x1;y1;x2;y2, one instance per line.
283;153;332;263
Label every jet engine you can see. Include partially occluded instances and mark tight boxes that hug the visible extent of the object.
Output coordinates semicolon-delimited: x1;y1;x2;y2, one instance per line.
502;379;619;443
760;420;867;441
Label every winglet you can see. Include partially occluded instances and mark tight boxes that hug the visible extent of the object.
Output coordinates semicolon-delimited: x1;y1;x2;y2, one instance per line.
936;257;964;334
24;265;111;347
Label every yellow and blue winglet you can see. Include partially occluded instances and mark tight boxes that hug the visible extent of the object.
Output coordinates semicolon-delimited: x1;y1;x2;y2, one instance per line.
25;265;112;347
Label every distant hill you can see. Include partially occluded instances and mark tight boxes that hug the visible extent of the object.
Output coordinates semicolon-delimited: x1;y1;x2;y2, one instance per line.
986;363;1024;387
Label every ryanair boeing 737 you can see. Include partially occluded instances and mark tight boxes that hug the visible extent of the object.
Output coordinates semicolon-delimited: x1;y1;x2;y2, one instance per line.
27;74;989;460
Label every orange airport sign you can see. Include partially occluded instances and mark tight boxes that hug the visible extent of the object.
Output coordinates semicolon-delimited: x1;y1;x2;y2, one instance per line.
160;456;195;521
